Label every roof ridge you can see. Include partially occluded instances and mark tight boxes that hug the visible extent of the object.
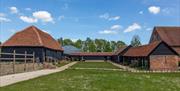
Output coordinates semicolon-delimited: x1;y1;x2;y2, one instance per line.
32;26;43;45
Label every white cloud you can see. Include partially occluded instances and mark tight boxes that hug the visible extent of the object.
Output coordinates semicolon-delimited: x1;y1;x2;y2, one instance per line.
33;11;54;23
20;16;37;23
99;13;109;19
0;13;6;17
108;16;120;21
110;25;122;30
124;23;141;33
99;30;117;34
146;28;152;31
9;6;18;14
148;6;160;14
99;13;120;21
0;17;11;22
25;8;32;11
99;24;122;34
58;15;65;21
139;11;143;14
161;8;176;15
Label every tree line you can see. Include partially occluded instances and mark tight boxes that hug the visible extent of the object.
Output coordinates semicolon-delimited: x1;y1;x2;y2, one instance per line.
57;35;141;52
0;35;141;52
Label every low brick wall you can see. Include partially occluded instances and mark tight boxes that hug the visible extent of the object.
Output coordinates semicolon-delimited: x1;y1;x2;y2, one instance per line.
150;55;179;71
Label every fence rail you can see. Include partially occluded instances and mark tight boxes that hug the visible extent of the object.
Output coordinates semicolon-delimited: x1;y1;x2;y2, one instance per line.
0;50;40;76
0;52;34;56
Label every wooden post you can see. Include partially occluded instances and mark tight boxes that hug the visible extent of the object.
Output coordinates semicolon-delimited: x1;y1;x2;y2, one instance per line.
13;50;16;73
0;49;1;75
46;57;49;62
24;51;27;71
33;52;35;70
141;58;143;69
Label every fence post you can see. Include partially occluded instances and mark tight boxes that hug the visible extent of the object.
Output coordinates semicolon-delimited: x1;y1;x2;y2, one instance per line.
0;49;1;75
13;50;16;73
33;52;35;70
24;51;27;71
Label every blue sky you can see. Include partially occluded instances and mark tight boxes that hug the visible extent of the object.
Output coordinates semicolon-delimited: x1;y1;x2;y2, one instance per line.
0;0;180;45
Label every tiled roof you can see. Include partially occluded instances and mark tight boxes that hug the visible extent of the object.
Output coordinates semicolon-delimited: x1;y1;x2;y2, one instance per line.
1;26;63;51
114;46;130;55
123;41;161;57
63;45;81;54
153;27;180;46
172;47;180;55
70;52;113;56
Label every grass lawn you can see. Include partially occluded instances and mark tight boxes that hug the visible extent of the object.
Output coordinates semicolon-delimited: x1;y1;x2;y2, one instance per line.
1;62;180;91
71;61;120;69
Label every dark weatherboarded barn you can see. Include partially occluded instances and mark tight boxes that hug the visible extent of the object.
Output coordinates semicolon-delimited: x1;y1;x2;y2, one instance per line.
0;26;63;62
149;27;180;55
113;46;132;63
123;41;179;71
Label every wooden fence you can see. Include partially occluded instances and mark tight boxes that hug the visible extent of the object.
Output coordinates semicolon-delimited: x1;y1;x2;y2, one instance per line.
0;50;42;76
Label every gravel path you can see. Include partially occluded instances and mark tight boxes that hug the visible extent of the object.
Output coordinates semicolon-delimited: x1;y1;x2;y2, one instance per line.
0;61;77;87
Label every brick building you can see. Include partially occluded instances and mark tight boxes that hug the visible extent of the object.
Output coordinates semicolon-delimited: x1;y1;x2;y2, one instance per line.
120;26;180;71
123;41;179;70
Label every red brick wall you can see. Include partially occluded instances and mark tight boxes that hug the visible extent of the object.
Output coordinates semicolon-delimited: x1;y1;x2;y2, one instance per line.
150;55;179;71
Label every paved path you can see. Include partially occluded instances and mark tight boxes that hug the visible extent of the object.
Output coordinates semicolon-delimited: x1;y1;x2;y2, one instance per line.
0;62;77;87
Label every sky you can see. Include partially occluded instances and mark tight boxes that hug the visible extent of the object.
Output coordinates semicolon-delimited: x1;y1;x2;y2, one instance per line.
0;0;180;45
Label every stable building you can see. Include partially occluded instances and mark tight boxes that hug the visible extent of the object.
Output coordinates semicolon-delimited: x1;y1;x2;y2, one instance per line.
69;52;113;61
63;45;81;60
0;26;63;62
123;41;179;71
112;46;131;63
63;45;81;56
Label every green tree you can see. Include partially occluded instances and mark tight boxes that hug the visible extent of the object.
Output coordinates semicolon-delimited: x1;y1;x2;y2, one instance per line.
95;39;104;52
89;41;96;52
116;41;126;48
74;39;82;49
131;35;141;47
82;40;88;52
110;41;117;52
57;37;126;52
63;39;74;46
104;41;112;52
57;37;63;46
85;37;96;52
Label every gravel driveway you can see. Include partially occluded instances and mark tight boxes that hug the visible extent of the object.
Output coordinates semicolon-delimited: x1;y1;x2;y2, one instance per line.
0;61;77;87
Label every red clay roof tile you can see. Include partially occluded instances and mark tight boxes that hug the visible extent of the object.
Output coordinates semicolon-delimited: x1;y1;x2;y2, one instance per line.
1;26;63;51
153;27;180;46
123;41;161;57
